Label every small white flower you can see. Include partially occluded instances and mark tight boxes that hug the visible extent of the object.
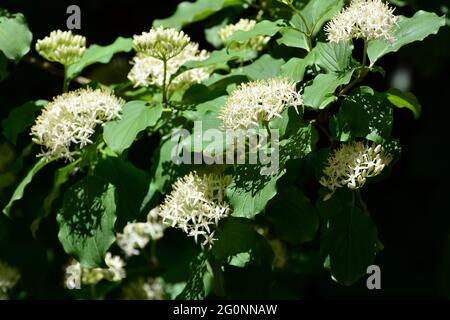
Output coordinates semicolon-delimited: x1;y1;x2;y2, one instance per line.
63;253;126;290
133;27;190;60
36;30;86;66
30;88;124;161
104;253;126;282
121;277;165;300
218;19;270;51
219;77;303;131
0;261;20;300
159;172;231;247
320;141;392;200
117;208;166;257
128;43;210;93
325;0;398;43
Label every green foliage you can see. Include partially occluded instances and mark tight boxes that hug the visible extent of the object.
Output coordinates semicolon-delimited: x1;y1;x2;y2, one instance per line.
330;86;393;143
385;88;422;119
56;176;116;268
0;9;32;60
212;217;273;266
321;204;377;286
267;187;319;245
2;100;47;144
103;101;163;154
227;20;284;46
367;11;446;65
3;158;49;217
154;0;244;29
0;0;446;299
303;71;353;110
227;166;286;219
66;37;132;80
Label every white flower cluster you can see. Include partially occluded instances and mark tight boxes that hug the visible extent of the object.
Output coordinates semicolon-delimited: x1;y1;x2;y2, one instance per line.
159;172;232;247
325;0;398;43
0;261;20;300
36;30;86;66
117;207;166;257
30;88;124;161
218;18;270;51
320;141;392;200
219;77;303;131
64;253;126;290
128;43;210;92
121;277;165;300
133;27;190;60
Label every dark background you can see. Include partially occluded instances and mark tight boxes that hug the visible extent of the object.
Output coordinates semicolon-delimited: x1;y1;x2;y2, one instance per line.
0;0;449;299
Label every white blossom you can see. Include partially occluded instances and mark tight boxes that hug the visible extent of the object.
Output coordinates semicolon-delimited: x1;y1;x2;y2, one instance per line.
64;253;126;290
30;88;124;161
159;172;232;247
117;207;165;257
36;30;86;66
104;253;126;282
0;261;20;300
128;43;210;92
121;277;165;300
219;77;303;131
133;27;190;60
218;19;270;51
320;141;392;200
325;0;398;43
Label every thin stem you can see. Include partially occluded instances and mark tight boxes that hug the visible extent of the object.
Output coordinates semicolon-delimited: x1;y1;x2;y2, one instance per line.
339;40;369;96
362;40;368;68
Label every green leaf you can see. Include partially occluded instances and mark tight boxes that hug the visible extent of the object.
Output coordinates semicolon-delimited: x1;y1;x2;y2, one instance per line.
280;57;309;82
31;160;79;237
227;165;285;219
302;71;353;110
227;19;284;46
291;0;344;38
2;100;48;144
267;187;319;245
321;205;377;286
176;252;212;300
241;54;284;80
66;37;132;80
384;88;422;119
154;0;243;29
3;158;49;217
205;18;230;48
330;86;393;143
277;27;309;51
368;11;446;65
182;96;227;121
213;217;273;266
57;176;116;268
103;101;162;154
184;48;256;69
0;10;32;60
150;136;189;195
279;123;317;160
313;41;353;73
94;157;151;228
